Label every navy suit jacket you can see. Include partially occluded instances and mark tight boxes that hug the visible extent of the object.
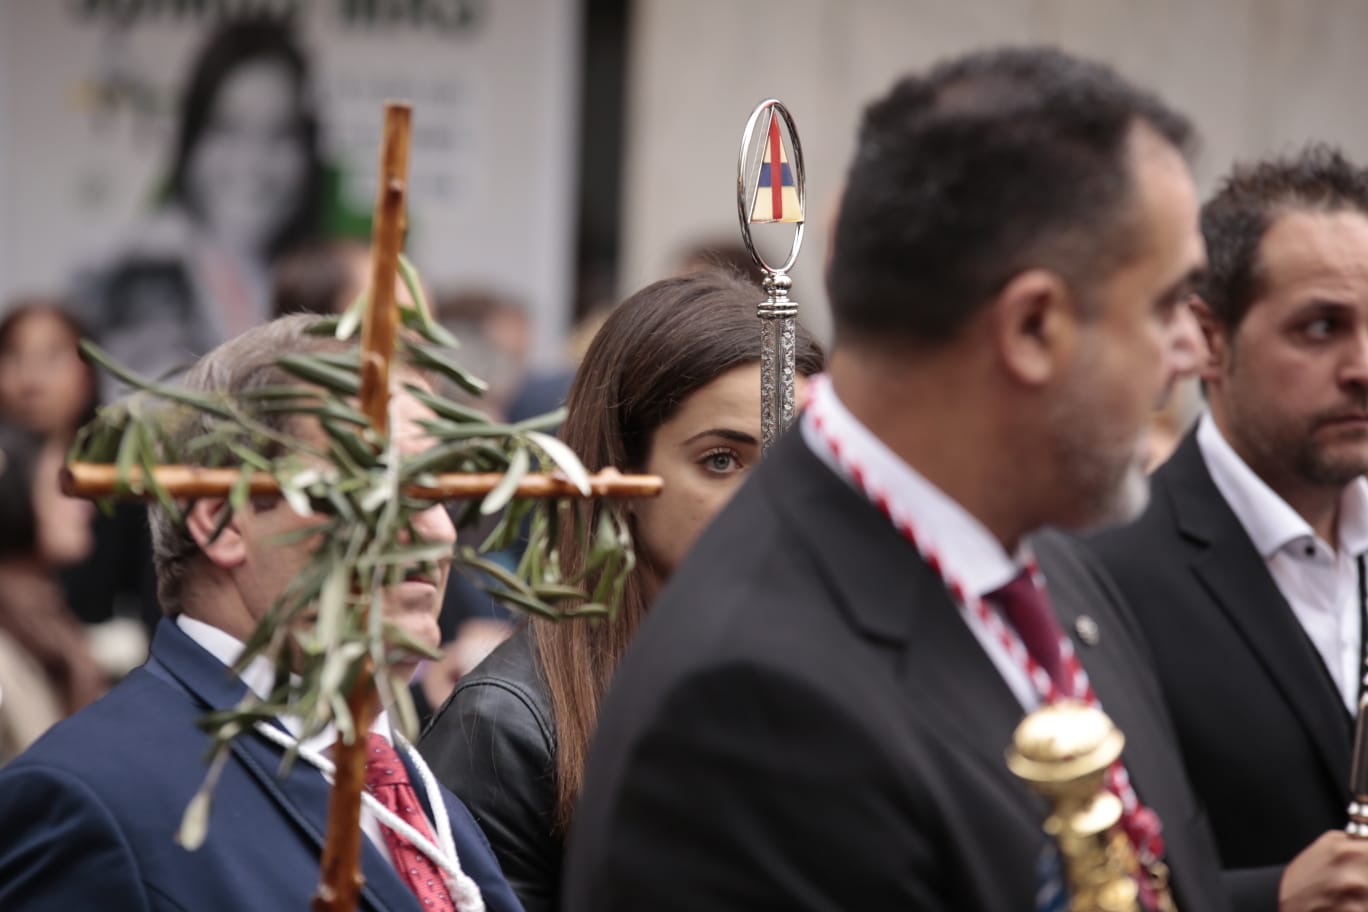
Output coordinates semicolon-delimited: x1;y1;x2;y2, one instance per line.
0;618;524;912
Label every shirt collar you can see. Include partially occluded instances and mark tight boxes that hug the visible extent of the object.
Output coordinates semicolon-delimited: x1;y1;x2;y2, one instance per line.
175;614;392;749
1197;410;1368;559
800;374;1022;598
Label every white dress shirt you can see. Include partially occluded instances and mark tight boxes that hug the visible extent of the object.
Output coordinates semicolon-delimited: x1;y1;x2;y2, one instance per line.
176;615;399;867
1197;412;1368;713
801;376;1041;710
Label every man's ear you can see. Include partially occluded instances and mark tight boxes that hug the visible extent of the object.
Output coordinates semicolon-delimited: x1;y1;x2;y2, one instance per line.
1188;296;1228;383
185;499;247;570
990;268;1077;387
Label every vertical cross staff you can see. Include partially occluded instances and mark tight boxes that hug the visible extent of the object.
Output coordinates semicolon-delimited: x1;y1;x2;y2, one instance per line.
61;102;661;912
737;99;806;454
309;101;412;912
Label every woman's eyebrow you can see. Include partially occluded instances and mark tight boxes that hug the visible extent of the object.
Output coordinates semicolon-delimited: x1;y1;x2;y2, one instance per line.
680;428;759;447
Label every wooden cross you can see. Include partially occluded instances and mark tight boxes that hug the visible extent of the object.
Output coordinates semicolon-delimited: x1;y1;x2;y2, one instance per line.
62;103;659;912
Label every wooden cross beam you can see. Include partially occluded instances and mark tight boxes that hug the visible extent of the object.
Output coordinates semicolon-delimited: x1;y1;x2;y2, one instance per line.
59;103;661;506
61;103;658;912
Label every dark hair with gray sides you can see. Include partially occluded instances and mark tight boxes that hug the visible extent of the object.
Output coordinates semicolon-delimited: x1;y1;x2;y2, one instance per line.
1198;144;1368;330
827;45;1193;347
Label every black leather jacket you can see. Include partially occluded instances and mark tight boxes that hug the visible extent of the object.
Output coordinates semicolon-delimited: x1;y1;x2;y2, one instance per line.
418;627;561;912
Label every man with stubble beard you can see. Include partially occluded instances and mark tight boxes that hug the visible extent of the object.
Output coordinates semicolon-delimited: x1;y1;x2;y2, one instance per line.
1091;146;1368;912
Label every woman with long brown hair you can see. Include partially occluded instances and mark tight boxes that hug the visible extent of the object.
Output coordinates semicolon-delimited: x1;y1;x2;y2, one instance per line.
418;268;824;910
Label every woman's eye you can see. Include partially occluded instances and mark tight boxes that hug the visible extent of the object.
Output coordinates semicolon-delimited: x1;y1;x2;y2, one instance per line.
701;451;739;473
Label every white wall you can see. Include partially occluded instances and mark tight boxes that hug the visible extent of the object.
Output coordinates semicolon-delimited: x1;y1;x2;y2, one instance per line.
620;0;1368;343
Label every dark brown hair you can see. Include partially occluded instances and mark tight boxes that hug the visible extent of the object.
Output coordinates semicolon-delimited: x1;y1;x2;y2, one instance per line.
270;240;367;318
533;267;824;833
829;46;1193;346
1198;144;1368;330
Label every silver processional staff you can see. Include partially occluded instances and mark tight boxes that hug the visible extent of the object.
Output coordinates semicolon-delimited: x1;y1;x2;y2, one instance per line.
737;98;806;454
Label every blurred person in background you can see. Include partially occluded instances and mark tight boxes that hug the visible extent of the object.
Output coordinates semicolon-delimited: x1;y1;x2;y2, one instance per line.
503;248;756;430
270;238;370;319
0;425;105;763
434;288;533;421
1147;373;1205;471
0;300;156;670
1143;292;1208;471
76;16;326;387
0;301;97;441
675;238;765;287
418;268;825;912
410;288;537;724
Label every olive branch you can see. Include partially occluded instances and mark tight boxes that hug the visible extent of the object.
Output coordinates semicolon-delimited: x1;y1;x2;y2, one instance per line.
67;264;637;851
59;103;652;912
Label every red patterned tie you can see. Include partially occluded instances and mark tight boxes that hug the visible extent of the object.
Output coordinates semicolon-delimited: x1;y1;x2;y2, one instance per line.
364;733;457;911
985;570;1069;694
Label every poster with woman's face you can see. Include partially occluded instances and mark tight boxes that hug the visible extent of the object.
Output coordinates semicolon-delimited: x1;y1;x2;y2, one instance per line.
0;1;579;376
183;54;311;255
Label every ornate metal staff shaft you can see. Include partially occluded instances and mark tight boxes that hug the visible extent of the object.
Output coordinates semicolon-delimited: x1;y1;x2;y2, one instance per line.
758;274;799;454
1347;679;1368;836
737;99;806;454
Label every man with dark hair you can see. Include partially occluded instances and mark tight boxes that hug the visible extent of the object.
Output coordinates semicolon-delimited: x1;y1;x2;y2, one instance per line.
0;316;523;912
563;47;1221;911
1091;145;1368;911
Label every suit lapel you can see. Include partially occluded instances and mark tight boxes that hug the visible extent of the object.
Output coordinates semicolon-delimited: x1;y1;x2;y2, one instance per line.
149;619;420;912
1162;433;1350;789
898;564;1047;826
1045;545;1176;805
1039;535;1218;906
765;436;1042;824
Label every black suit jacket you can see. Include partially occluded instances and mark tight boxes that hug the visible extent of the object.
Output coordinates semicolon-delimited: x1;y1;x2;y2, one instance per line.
561;431;1226;912
1090;430;1354;912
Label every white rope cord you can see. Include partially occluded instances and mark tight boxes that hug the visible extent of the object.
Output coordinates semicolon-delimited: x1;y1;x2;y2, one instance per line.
252;722;485;912
394;730;459;866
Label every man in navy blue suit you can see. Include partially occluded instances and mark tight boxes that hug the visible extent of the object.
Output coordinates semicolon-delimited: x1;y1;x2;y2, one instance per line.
0;316;523;912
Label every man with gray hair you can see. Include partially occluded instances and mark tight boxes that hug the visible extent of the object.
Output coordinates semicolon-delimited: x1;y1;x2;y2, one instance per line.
0;315;524;912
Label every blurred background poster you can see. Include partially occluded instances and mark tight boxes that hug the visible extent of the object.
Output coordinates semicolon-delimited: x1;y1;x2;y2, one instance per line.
0;0;580;371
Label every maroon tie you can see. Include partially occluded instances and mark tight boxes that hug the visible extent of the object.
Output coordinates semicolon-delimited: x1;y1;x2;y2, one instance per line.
985;570;1068;694
364;734;457;912
988;574;1165;909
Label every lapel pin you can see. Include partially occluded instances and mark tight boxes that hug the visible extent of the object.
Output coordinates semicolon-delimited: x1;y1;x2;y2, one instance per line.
1074;615;1100;646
